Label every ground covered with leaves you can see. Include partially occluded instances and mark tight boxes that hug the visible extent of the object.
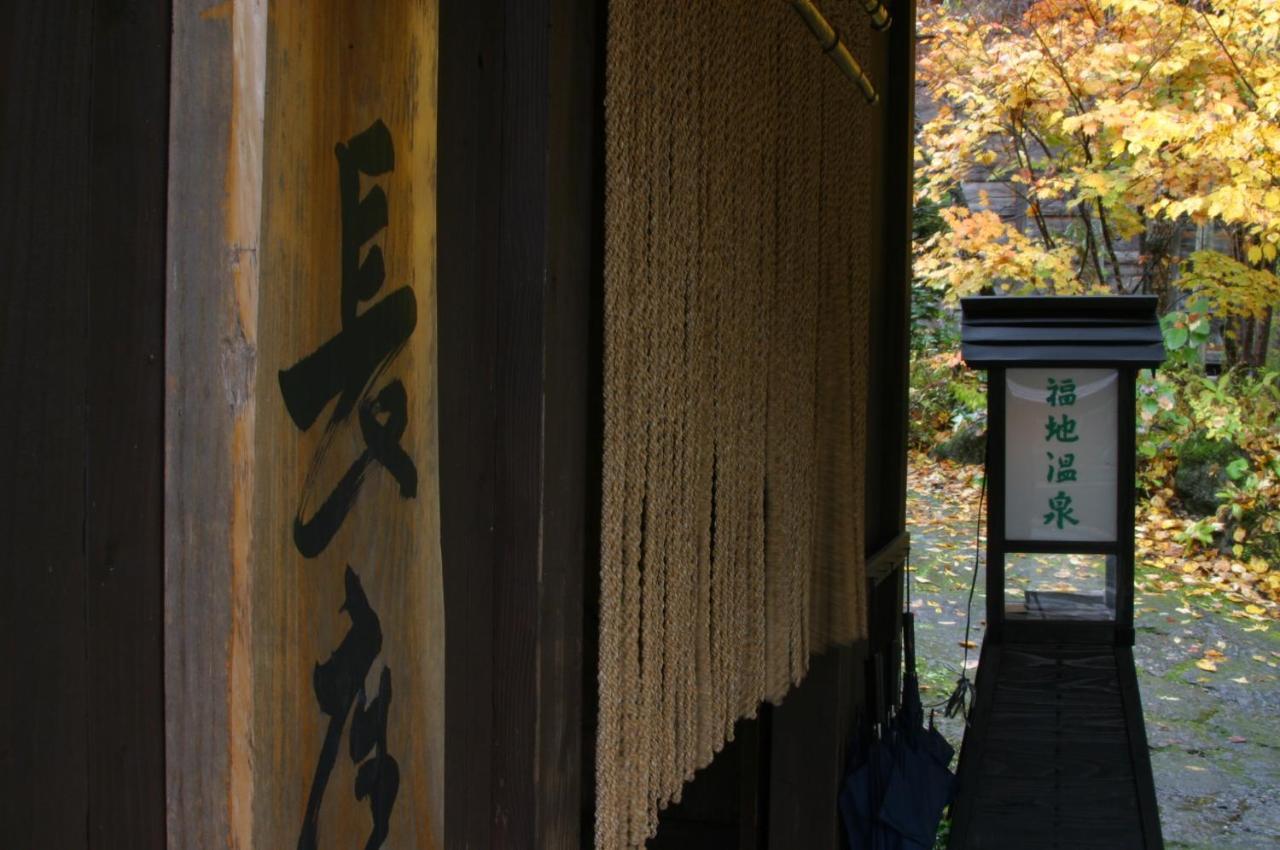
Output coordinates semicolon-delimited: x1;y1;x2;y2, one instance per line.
908;453;1280;849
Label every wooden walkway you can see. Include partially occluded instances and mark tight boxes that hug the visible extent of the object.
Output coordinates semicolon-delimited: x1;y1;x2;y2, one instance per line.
950;643;1164;849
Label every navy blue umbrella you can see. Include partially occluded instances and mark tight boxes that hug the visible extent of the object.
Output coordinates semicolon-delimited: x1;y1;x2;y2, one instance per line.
839;613;956;850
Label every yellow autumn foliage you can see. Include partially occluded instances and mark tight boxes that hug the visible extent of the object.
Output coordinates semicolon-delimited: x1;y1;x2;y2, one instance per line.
917;0;1280;316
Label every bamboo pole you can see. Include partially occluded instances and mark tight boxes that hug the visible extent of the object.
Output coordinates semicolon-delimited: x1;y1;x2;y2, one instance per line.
787;0;879;104
862;0;891;31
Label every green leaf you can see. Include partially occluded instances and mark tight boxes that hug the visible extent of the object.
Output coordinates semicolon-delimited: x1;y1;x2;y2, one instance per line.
1189;318;1212;345
1226;457;1249;480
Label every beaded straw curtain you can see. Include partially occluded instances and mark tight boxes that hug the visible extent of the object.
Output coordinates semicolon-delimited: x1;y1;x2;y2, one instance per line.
597;1;881;846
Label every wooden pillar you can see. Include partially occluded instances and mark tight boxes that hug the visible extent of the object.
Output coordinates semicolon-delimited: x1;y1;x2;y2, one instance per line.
166;2;444;847
438;0;599;846
1;1;169;846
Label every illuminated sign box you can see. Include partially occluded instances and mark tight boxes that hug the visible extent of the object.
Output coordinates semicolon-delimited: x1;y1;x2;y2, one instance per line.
960;296;1164;641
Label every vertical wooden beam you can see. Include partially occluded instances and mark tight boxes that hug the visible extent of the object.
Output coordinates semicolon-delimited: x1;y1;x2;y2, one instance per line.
767;647;857;848
438;0;502;845
169;3;445;848
870;0;916;549
488;1;550;842
165;2;265;845
439;0;598;845
87;1;170;846
987;368;1007;641
0;2;93;845
3;2;170;845
538;0;598;845
1115;370;1138;641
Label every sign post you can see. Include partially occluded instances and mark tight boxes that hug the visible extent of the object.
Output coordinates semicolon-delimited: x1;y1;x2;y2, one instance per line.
947;297;1166;849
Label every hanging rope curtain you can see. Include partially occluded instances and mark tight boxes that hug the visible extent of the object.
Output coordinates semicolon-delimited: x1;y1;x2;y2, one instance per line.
596;1;884;847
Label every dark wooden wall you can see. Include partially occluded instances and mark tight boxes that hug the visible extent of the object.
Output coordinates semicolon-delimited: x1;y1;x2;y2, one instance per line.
0;1;169;847
438;0;599;847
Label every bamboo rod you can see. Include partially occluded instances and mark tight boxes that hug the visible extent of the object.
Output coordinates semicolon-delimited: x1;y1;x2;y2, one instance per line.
787;0;879;104
862;0;892;31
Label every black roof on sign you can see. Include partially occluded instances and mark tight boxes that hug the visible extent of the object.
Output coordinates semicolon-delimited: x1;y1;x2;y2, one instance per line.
959;296;1166;369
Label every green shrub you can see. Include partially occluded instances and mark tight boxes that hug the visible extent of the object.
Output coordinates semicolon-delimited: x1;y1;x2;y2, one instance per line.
909;348;986;451
1139;365;1280;562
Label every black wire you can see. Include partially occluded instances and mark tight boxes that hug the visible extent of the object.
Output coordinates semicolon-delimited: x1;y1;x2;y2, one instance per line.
945;439;987;723
959;463;985;671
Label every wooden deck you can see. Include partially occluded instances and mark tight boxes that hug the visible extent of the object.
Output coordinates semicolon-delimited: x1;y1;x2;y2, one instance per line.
949;642;1163;849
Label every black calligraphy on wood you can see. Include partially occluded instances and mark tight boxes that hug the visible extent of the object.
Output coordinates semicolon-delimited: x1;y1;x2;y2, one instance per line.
278;118;419;559
284;119;411;849
297;566;400;850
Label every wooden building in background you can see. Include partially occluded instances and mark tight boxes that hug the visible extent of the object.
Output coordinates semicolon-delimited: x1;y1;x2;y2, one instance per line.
0;0;915;847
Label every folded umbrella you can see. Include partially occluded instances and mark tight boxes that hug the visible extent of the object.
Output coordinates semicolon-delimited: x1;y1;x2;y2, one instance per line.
839;612;956;850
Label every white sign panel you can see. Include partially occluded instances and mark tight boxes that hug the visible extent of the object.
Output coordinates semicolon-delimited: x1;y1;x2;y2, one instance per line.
1005;368;1118;542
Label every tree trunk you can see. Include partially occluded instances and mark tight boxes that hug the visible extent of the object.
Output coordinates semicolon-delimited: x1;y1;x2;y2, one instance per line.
1139;218;1180;310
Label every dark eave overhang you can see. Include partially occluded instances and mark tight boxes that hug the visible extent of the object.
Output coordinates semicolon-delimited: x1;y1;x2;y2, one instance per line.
959;296;1166;369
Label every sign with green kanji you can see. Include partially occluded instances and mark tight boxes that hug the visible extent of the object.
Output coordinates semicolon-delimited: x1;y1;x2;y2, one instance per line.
1005;368;1118;541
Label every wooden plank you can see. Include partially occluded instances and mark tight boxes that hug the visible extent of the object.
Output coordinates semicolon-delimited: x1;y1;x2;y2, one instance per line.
438;0;503;844
867;0;916;545
981;746;1136;780
438;0;598;845
165;2;265;844
0;1;93;845
866;531;910;586
488;0;549;843
253;4;443;848
167;2;444;847
766;645;856;849
86;0;169;846
537;0;598;844
651;718;762;850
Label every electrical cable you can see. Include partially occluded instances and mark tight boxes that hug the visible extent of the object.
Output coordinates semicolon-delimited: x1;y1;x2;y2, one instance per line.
945;438;987;723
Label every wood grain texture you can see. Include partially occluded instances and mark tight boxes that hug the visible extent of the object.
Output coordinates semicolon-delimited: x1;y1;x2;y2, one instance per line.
166;1;443;847
437;0;502;845
489;1;547;843
166;2;265;845
86;1;170;846
537;0;597;844
0;2;93;845
255;2;442;847
870;0;916;545
438;0;598;846
2;1;169;846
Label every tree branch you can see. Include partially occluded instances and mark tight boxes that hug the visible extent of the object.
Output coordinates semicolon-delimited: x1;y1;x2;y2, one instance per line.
1198;9;1259;105
1095;197;1126;290
1078;203;1107;286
